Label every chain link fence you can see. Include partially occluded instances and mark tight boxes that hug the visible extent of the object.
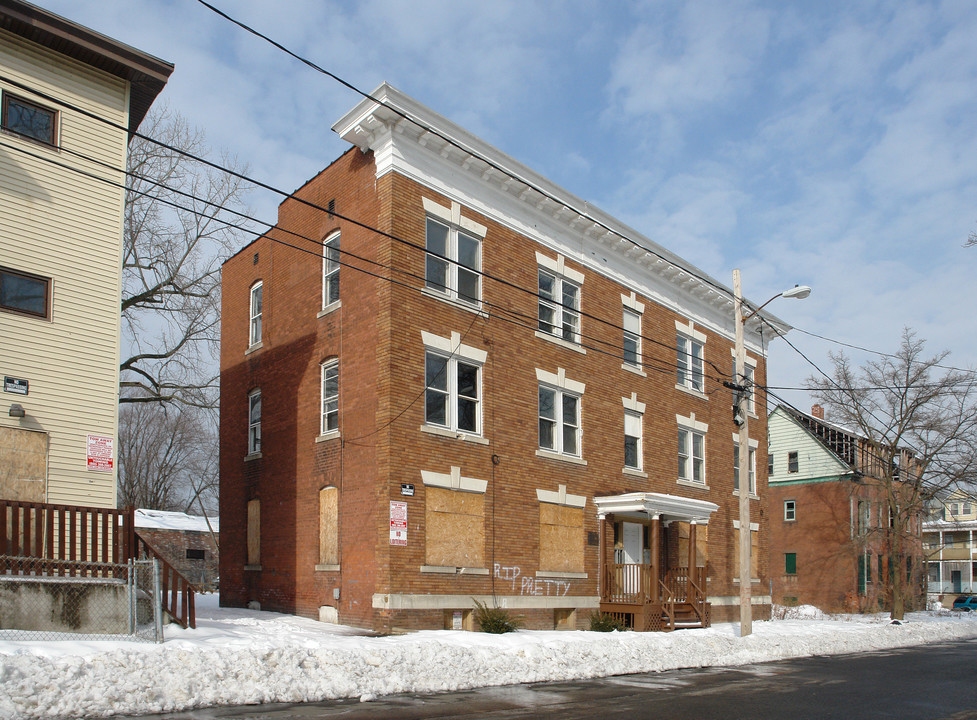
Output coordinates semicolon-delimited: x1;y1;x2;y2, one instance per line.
0;556;163;642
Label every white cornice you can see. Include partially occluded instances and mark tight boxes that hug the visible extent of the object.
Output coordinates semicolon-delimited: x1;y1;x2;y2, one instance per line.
333;83;790;350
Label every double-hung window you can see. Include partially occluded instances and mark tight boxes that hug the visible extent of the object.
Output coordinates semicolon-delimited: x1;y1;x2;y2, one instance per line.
248;390;261;455
249;281;262;347
538;269;580;344
425;216;481;305
322;233;340;308
676;323;705;393
0;267;50;319
733;444;757;494
678;428;704;483
1;93;57;145
784;500;796;521
624;411;642;470
539;386;581;457
425;352;480;434
623;309;641;368
787;450;799;473
320;360;339;434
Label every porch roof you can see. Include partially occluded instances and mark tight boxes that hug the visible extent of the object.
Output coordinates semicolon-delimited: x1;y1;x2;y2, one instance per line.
594;492;718;524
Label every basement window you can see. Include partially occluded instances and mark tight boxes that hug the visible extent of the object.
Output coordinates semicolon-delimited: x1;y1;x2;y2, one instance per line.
186;548;205;560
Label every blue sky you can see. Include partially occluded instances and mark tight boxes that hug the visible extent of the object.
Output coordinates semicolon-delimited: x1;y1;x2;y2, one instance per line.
43;0;977;410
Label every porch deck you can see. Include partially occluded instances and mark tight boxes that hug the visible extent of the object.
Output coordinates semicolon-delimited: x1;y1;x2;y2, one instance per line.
600;564;710;632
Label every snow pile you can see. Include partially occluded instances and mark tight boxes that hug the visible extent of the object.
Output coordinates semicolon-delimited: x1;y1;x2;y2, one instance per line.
134;509;218;533
1;596;976;719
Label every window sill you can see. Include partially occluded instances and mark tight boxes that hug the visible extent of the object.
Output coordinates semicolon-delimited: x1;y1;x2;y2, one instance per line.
623;467;647;478
420;565;490;575
245;341;263;356
316;430;341;443
317;300;342;318
535;330;586;354
536;449;587;466
676;478;709;491
244;564;262;572
419;424;489;445
536;571;587;579
421;287;487;317
622;363;646;377
675;383;708;401
244;452;262;462
0;127;60;152
315;563;340;572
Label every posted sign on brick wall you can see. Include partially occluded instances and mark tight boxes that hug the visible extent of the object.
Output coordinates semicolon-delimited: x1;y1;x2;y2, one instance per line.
389;501;407;546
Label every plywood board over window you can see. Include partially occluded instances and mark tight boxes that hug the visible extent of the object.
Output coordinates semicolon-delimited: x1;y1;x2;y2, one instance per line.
246;499;260;566
0;427;47;503
675;522;709;568
539;503;584;574
425;487;484;568
319;487;339;566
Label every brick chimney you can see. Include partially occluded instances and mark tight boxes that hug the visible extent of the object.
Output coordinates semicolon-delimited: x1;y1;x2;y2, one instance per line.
811;404;824;419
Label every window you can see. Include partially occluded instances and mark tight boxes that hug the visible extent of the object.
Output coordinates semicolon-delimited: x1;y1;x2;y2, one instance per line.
1;93;56;145
623;308;641;368
624;410;642;470
247;390;261;455
784;500;796;521
677;333;704;392
768;453;775;476
320;360;339;434
538;269;580;343
787;451;799;473
322;233;340;307
318;487;339;567
246;499;260;566
965;503;973;515
678;428;705;484
785;553;797;575
950;503;960;517
425;352;480;434
538;490;586;574
425;217;480;304
539;386;581;456
422;467;488;569
186;548;205;560
249;281;262;346
733;444;756;494
0;267;50;319
857;500;870;536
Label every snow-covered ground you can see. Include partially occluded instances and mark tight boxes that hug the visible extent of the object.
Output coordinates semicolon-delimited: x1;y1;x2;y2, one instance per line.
2;595;976;720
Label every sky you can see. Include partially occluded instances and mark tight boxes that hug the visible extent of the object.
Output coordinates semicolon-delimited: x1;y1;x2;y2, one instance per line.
2;593;977;718
39;0;977;412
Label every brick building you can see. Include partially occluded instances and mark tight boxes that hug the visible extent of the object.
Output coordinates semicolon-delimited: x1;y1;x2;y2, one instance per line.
134;509;219;591
768;404;925;613
219;84;790;631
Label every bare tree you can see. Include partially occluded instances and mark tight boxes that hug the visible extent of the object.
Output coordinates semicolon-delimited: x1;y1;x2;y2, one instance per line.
117;402;218;513
807;329;977;619
121;106;252;408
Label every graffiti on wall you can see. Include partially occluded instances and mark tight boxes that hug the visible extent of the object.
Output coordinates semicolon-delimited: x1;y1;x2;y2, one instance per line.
494;563;571;596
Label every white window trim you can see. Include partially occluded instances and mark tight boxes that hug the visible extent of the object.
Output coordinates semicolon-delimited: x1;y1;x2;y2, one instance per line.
536;367;586;394
784;500;796;521
623;306;642;371
536;484;586;508
249;281;262;348
730;348;758;415
537;266;582;347
423;198;485;307
320;359;339;437
247;389;261;457
422;332;485;437
623;393;645;473
421;466;487;494
677;413;707;487
421;331;487;364
676;320;706;395
732;437;758;497
322;231;341;310
535;251;585;285
537;368;584;459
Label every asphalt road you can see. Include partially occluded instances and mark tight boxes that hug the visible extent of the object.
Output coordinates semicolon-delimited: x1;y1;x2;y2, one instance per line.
126;638;977;720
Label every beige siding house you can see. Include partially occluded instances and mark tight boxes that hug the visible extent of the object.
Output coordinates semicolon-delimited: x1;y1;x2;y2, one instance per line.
0;1;171;508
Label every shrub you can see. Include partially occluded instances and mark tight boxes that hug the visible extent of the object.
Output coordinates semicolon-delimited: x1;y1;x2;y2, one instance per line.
472;599;521;633
589;612;625;632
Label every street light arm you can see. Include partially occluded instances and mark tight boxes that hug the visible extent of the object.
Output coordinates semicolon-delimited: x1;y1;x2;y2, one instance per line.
741;285;812;323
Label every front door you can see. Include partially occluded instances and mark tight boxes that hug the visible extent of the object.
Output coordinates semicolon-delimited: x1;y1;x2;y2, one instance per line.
952;570;962;593
622;522;643;594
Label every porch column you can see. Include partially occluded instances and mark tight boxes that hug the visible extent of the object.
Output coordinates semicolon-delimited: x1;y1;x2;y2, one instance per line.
688;521;697;572
650;514;660;604
598;513;610;599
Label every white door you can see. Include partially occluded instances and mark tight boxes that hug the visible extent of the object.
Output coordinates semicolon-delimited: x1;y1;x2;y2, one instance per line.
622;522;643;594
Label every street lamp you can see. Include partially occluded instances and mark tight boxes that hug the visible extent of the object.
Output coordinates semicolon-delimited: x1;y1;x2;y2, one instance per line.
733;271;810;637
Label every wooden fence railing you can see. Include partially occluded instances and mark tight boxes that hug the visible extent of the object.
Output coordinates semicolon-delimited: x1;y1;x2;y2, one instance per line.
134;533;196;629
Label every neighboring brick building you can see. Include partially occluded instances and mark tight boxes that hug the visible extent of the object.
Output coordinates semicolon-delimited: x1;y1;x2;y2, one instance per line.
219;83;792;631
134;509;220;591
768;404;924;613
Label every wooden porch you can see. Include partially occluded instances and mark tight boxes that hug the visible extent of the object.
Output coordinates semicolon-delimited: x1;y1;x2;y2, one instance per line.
600;564;710;632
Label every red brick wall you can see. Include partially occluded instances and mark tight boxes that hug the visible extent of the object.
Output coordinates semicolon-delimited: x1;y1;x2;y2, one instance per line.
136;528;219;589
220;149;771;630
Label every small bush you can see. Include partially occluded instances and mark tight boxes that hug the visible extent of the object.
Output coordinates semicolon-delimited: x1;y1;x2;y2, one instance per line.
473;599;521;633
589;612;625;632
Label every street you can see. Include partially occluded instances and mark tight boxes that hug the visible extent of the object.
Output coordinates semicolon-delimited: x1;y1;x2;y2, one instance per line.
125;637;977;720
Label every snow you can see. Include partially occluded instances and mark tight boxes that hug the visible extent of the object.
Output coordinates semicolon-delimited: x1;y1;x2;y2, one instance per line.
1;596;975;719
134;509;218;533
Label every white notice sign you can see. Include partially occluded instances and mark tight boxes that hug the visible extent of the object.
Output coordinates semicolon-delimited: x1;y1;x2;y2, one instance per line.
87;434;114;472
390;500;407;546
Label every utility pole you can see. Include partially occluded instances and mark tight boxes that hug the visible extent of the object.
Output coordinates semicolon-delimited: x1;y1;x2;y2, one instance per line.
733;268;752;637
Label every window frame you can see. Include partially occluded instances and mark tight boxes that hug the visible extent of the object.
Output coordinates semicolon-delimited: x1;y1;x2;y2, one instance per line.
0;266;51;319
677;333;705;392
784;499;796;521
624;409;643;471
787;450;799;474
249;281;263;347
1;92;58;146
424;216;481;306
785;552;797;575
537;268;581;345
247;389;261;456
678;427;706;485
733;444;757;495
768;453;775;476
538;384;582;458
322;232;340;309
424;350;482;436
622;307;642;369
320;359;339;435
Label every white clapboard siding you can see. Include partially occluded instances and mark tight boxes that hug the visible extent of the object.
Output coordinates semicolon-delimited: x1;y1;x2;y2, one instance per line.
767;407;851;484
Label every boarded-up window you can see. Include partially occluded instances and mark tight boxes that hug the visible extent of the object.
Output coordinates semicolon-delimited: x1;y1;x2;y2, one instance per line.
425;487;484;568
733;526;759;580
675;522;709;567
0;427;47;503
539;503;584;573
319;487;338;565
247;499;260;566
